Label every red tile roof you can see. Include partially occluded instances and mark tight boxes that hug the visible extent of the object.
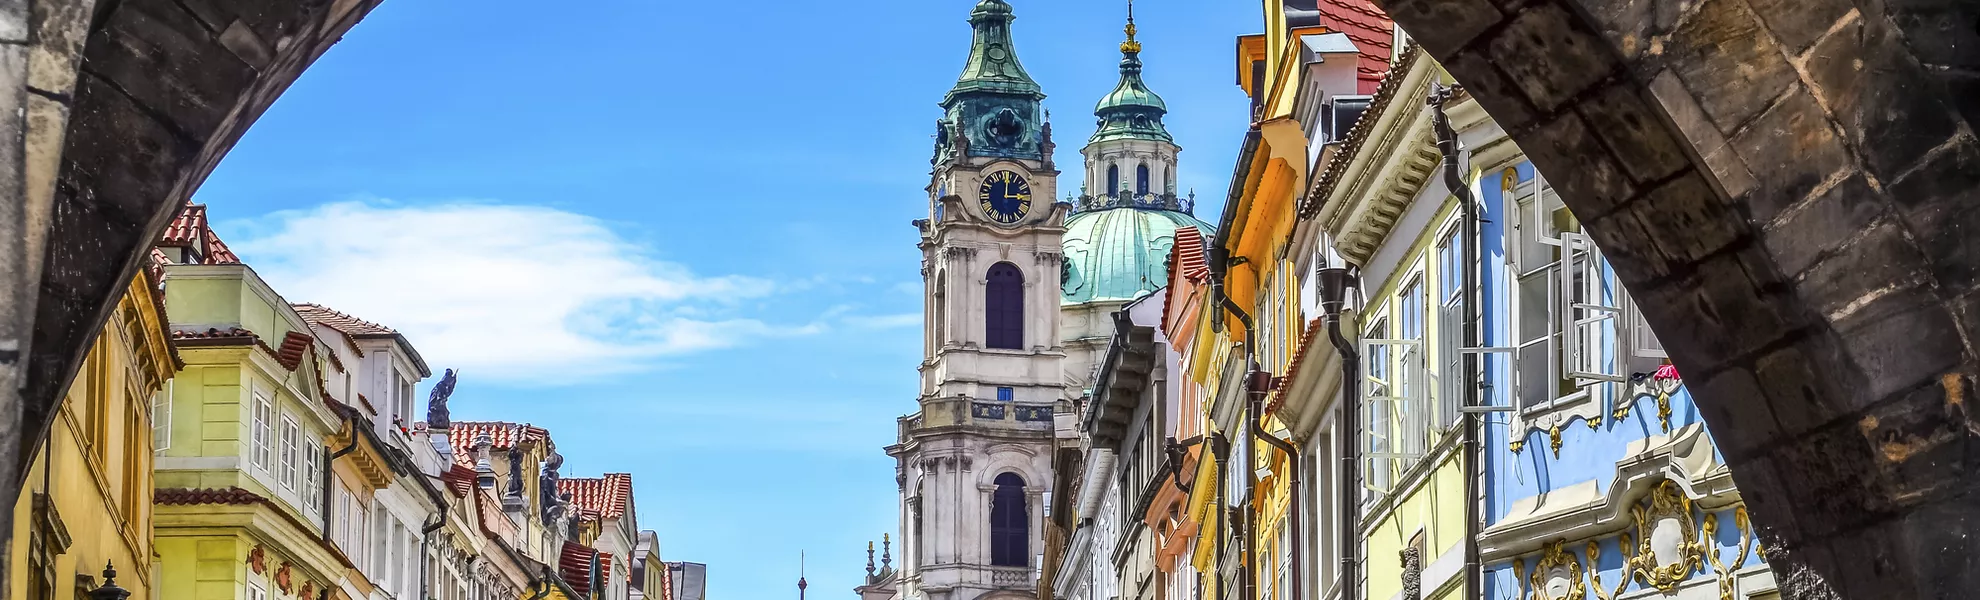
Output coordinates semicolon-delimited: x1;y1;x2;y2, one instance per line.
1265;318;1328;417
559;473;635;522
561;541;600;596
293;303;399;337
276;330;314;371
443;464;480;497
157;202;242;264
1312;0;1394;94
448;421;553;466
1161;226;1212;342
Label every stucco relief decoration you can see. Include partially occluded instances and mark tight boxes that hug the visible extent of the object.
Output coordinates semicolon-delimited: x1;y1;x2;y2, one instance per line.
1615;364;1682;433
248;546;268;574
300;582;314;600
275;563;294;594
1624;480;1704;593
1588;539;1629;600
1525;540;1585;600
1702;505;1755;600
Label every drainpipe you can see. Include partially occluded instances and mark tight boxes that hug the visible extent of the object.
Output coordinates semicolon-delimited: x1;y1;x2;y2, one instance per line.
324;415;363;543
1431;84;1483;600
1209;432;1231;600
1251;372;1302;600
1209;245;1265;600
1317;266;1359;600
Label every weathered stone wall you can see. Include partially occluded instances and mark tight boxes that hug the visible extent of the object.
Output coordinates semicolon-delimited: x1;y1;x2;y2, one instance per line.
1376;0;1977;596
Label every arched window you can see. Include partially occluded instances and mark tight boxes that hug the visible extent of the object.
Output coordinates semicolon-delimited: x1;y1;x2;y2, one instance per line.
985;263;1025;350
1136;164;1151;196
990;473;1029;566
1106;165;1121;196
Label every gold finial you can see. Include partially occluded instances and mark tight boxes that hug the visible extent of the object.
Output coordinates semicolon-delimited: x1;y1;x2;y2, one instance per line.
1120;0;1142;53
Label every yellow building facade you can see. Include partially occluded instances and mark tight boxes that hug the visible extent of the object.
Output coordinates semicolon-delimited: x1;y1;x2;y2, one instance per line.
8;273;177;600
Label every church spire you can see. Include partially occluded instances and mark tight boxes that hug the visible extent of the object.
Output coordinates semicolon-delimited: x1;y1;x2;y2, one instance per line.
944;0;1043;105
1091;0;1172;144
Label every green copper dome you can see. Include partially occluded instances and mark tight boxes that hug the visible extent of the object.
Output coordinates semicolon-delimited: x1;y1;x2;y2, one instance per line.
945;0;1043;103
1061;207;1212;305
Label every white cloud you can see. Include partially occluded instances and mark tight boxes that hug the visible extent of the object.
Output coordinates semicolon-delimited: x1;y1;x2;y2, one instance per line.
227;200;818;383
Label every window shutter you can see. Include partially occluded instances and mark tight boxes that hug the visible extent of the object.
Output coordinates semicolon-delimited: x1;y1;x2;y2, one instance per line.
1437;302;1463;431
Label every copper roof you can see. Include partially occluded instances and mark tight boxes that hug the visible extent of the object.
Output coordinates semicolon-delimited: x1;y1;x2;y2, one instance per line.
158;202;242;264
559;473;634;521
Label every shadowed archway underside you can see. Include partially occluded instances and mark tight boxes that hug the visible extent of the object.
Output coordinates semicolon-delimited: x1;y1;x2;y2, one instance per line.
1375;0;1978;596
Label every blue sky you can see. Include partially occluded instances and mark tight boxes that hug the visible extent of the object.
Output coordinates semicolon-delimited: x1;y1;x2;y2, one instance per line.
197;1;1258;597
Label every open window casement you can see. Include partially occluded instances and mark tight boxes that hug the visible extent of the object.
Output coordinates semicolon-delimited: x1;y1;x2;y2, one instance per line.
1360;337;1425;494
1626;295;1668;363
1561;232;1625;384
1435;302;1465;433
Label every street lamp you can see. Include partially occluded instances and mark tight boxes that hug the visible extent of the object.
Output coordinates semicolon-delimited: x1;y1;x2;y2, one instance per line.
87;562;130;600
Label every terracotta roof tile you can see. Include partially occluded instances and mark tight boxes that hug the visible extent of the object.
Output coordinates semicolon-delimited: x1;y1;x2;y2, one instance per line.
448;421;553;466
155;487;265;505
276;330;314;371
1299;46;1424;220
443;464;479;497
1312;0;1394;94
561;542;600;596
293;303;399;337
1265;318;1328;416
559;473;634;521
158;202;242;265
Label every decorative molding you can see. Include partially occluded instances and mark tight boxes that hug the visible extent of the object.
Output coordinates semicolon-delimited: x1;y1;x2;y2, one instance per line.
1586;540;1627;600
1525;540;1584;600
248;546;268;574
1703;505;1755;600
1622;480;1705;594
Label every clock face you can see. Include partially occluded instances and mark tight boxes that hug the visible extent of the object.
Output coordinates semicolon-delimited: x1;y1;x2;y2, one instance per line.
978;171;1032;225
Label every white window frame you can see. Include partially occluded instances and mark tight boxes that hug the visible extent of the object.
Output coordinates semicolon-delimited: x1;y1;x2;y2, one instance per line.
303;434;323;517
1360;296;1425;495
1561;232;1625;384
151;380;173;454
279;415;300;492
246;580;268;600
251;392;273;471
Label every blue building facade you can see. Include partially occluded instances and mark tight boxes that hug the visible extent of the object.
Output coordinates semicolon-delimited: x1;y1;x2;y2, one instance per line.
1470;154;1777;599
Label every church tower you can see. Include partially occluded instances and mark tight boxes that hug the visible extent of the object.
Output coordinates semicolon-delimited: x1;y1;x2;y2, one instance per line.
888;2;1065;600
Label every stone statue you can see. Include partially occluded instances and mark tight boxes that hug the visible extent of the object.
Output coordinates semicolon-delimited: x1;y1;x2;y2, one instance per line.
1040;121;1055;158
505;443;525;502
540;451;566;521
426;368;457;429
952;120;970;157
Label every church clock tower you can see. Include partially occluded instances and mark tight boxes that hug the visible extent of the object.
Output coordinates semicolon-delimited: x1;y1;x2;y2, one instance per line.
888;2;1065;600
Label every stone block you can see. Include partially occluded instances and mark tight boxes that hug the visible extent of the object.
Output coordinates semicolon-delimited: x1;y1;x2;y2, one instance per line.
83;0;256;145
1832;287;1964;402
1578;84;1690;183
1755;338;1859;437
1856;374;1976;506
1762;175;1883;278
1637;172;1747;266
1522;111;1637;218
1443;50;1538;131
1485;2;1621;112
1803;15;1962;182
1817;513;1920;598
1673;252;1791;364
1582;201;1670;284
1940;68;1980;130
1772;421;1895;540
1745;0;1853;53
0;0;25;43
1573;0;1689;62
1646;69;1729;161
1728;87;1855;224
1888;140;1980;293
25;0;91;96
1692;365;1781;461
1381;0;1502;61
1897;493;1980;594
1796;219;1930;320
1726;454;1803;546
1667;0;1798;130
1884;0;1980;70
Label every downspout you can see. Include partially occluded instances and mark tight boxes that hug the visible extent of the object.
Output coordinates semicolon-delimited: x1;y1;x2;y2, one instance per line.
1252;381;1301;600
1324;291;1360;600
1209;432;1232;600
1431;84;1483;600
324;414;363;543
420;502;448;600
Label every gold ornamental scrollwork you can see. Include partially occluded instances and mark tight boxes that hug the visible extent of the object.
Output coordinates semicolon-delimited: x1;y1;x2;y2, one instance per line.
1703;505;1755;600
1549;423;1564;458
1623;480;1706;594
1525;540;1586;600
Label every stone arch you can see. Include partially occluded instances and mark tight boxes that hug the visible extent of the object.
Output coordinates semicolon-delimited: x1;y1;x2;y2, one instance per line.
1;0;385;552
1379;0;1978;595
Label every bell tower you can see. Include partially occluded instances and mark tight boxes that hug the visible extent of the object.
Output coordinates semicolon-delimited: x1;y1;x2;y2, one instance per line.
888;2;1065;600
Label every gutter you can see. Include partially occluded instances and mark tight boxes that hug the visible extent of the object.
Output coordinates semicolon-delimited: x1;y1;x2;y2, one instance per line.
1253;383;1303;600
323;414;363;543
